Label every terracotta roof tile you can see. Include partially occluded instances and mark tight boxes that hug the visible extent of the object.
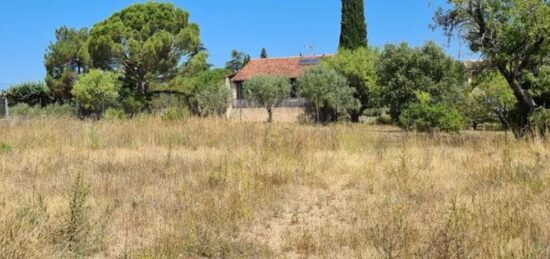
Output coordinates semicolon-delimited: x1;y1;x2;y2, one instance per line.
230;55;332;81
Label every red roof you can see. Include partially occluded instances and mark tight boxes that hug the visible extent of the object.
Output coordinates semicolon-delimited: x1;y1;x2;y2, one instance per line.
230;55;332;82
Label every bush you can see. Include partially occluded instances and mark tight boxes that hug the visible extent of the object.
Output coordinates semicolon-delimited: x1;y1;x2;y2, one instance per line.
102;108;125;120
399;103;464;133
71;70;120;115
194;82;230;117
5;82;51;107
162;106;190;122
43;103;76;117
529;108;550;137
378;42;466;120
377;114;393;125
10;103;75;118
150;94;187;113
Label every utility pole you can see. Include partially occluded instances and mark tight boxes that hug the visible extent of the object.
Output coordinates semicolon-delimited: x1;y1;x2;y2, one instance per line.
1;92;8;119
4;96;8;119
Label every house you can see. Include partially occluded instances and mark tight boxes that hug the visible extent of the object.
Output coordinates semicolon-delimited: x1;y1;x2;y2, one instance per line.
225;54;332;122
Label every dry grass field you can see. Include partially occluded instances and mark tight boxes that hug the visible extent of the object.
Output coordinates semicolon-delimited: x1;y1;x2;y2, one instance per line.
1;117;550;258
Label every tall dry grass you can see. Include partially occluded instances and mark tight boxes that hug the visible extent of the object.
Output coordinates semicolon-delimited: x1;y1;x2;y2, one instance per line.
0;117;549;258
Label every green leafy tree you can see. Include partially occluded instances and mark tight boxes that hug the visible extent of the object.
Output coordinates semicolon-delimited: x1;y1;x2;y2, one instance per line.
225;50;251;73
399;91;465;133
298;66;360;123
461;72;516;129
88;2;201;98
377;42;466;120
44;26;90;102
71;70;120;115
260;48;268;59
339;0;368;49
322;47;379;122
194;82;230;117
189;69;230;117
243;75;291;122
5;82;51;107
435;0;550;137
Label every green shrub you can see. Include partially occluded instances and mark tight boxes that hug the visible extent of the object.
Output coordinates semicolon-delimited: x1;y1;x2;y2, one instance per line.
60;173;109;256
377;114;392;125
43;103;76;117
528;108;550;137
71;70;120;115
194;82;230;117
10;103;75;118
399;103;464;133
162;107;190;122
5;81;51;106
10;103;36;117
102;108;125;121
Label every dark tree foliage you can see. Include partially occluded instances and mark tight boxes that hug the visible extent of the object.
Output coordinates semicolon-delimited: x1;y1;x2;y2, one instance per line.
377;42;466;120
260;48;268;59
435;0;550;137
5;82;51;107
44;27;90;103
339;0;368;50
225;50;251;73
88;2;202;98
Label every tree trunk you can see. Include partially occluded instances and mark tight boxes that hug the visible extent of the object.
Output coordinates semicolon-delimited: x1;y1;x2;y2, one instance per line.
315;104;320;123
267;107;273;123
499;68;538;138
350;107;364;123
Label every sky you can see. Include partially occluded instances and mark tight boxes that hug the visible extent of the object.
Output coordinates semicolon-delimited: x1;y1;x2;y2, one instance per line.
0;0;472;90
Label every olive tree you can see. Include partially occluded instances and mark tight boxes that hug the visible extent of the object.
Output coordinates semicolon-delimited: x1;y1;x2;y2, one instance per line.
298;66;360;123
243;75;291;122
322;47;379;122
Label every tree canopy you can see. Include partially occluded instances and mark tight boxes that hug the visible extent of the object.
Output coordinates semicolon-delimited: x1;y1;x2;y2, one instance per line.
225;50;251;73
339;0;368;49
322;47;379;121
377;42;466;120
87;2;202;97
243;75;291;122
5;82;51;107
260;48;268;59
298;66;359;122
435;0;550;137
44;26;90;102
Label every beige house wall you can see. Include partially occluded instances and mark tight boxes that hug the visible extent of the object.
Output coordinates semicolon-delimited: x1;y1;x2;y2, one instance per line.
224;77;306;122
228;107;305;123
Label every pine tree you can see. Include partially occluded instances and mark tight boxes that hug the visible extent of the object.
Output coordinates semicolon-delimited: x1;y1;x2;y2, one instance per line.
260;48;268;58
339;0;368;50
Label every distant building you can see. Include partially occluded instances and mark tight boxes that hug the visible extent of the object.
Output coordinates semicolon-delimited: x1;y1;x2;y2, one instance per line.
225;55;332;122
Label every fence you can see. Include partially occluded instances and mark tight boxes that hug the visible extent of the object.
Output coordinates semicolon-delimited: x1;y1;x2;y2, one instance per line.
232;97;307;108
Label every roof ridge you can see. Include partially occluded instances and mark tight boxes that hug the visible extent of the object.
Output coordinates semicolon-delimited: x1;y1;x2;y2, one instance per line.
250;54;333;61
